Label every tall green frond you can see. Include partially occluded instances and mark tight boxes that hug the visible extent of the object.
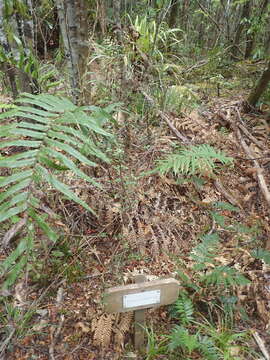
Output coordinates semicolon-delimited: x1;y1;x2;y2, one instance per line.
191;233;221;270
0;93;115;288
174;294;194;325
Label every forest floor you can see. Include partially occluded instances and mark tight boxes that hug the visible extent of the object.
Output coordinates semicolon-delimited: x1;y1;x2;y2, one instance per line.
2;54;270;359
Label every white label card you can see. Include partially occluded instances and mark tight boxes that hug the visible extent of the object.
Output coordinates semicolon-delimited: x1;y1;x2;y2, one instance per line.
123;290;161;309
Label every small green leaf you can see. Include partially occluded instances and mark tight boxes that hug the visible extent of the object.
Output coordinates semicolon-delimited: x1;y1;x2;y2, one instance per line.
0;170;33;187
0;203;28;222
29;209;58;243
0;140;42;149
46;174;96;215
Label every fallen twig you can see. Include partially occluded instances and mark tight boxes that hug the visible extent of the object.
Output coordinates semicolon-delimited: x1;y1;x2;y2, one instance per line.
141;90;191;145
235;108;265;151
252;331;270;360
49;315;65;360
0;328;16;358
2;217;27;249
236;128;270;208
49;287;65;360
214;180;243;210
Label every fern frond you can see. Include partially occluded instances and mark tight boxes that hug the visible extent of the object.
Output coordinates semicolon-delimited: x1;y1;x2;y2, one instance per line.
157;144;233;177
251;248;270;264
168;325;199;354
201;266;250;287
174;295;194;325
191;233;221;270
199;336;222;360
0;93;114;287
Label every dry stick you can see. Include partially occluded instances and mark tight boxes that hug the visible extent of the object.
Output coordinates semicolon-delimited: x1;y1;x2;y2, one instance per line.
196;0;221;33
49;287;65;360
236;127;270;208
217;110;264;151
214;179;243;210
237;122;265;151
252;331;270;360
0;328;16;357
2;217;27;249
183;60;208;74
141;90;191;145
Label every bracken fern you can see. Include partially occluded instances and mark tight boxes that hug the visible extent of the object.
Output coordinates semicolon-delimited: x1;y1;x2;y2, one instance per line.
157;144;233;177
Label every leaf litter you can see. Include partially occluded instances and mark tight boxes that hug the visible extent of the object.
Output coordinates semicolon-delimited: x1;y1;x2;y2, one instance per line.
1;76;270;360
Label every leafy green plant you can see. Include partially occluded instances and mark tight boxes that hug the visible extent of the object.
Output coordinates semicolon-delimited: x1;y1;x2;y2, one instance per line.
191;233;250;288
157;144;233;177
251;248;270;264
164;85;200;113
173;294;194;325
0;93;114;288
128;15;182;57
168;325;199;354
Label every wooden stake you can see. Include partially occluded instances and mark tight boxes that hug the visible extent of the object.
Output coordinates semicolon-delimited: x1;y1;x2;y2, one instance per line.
134;275;147;351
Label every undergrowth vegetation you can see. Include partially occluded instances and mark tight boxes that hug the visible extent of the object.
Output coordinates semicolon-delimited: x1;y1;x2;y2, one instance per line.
1;1;270;359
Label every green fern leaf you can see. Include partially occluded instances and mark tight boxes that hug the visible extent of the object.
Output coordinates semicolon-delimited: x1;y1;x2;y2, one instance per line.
191;233;220;270
168;325;199;353
251;248;270;264
0;93;115;287
29;209;58;243
174;295;194;325
157;144;233;177
201;266;250;287
199;336;222;360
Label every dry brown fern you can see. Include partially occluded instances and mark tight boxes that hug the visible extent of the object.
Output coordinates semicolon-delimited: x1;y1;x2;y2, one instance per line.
114;312;133;349
92;313;115;348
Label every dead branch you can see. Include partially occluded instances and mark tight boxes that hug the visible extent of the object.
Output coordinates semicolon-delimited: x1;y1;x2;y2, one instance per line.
141;90;191;145
0;328;16;358
196;0;221;32
214;180;243;210
252;331;270;360
49;287;65;360
236;128;270;208
235;108;265;151
2;217;27;249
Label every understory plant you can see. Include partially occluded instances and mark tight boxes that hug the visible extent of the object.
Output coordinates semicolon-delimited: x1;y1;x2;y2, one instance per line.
145;200;268;359
157;144;233;177
0;93;115;289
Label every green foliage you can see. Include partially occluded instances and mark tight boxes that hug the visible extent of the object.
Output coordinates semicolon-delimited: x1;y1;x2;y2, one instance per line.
202;266;250;287
0;93;114;288
191;233;250;288
157;144;233;177
251;248;270;264
174;294;194;325
191;233;221;271
168;325;199;353
128;15;182;57
164;85;200;113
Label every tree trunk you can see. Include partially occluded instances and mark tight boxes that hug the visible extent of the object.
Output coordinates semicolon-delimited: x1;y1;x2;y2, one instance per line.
180;0;189;31
0;0;18;97
245;0;269;58
265;27;270;56
56;0;80;103
168;0;180;28
231;0;251;60
96;0;107;36
113;0;122;43
247;60;270;106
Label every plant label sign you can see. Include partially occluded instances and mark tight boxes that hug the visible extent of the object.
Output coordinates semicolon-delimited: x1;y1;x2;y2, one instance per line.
123;289;161;309
104;278;179;313
104;277;179;351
